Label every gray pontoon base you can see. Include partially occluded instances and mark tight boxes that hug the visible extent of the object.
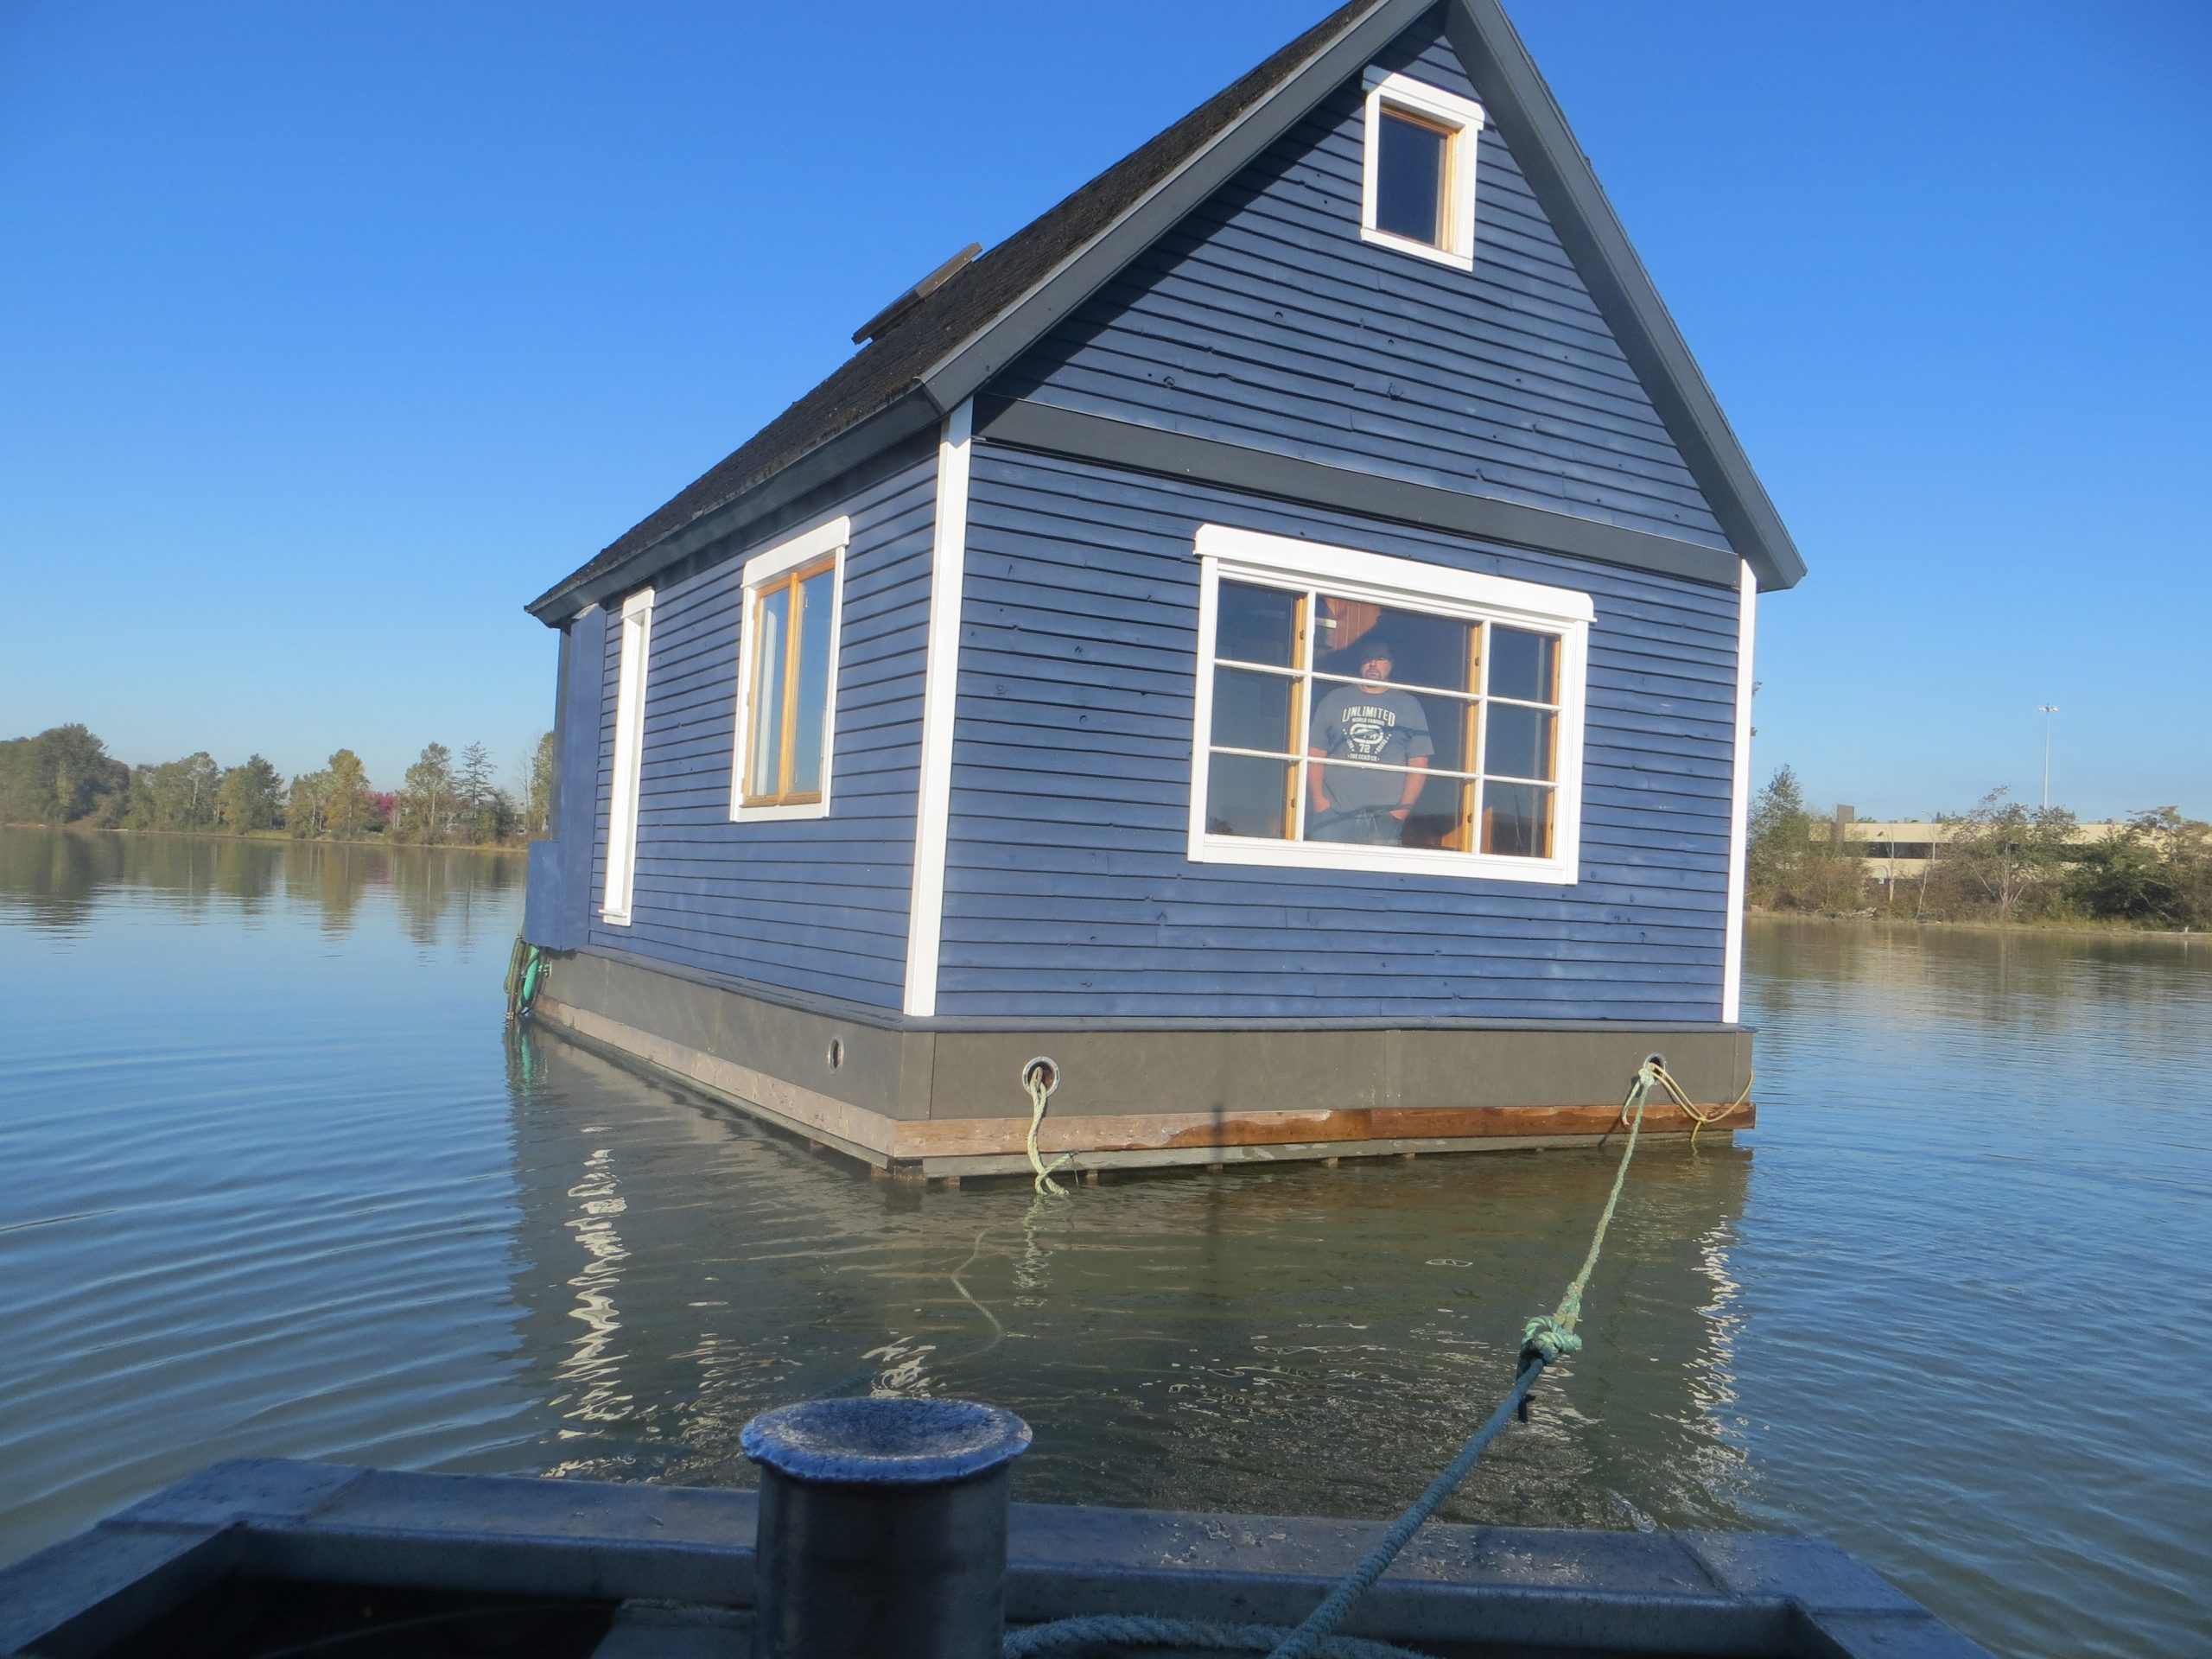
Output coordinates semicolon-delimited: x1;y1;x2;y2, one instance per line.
2;1459;1986;1657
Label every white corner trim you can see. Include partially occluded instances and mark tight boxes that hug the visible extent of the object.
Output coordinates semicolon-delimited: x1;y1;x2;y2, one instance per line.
729;515;850;823
1359;69;1484;272
902;400;974;1019
601;586;656;927
1721;562;1758;1024
1185;529;1588;887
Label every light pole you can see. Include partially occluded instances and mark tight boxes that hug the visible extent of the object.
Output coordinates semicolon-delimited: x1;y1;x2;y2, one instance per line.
2037;705;2059;810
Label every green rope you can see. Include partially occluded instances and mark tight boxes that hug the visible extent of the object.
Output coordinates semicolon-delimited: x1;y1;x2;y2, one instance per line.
1003;1058;1666;1659
1521;1058;1656;1366
503;936;544;1024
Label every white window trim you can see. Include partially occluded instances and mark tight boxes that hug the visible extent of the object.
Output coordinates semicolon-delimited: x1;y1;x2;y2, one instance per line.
729;515;850;823
601;587;655;926
1187;524;1589;886
1359;69;1484;271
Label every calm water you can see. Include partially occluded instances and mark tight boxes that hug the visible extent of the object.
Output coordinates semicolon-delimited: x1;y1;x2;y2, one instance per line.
1;828;2206;1656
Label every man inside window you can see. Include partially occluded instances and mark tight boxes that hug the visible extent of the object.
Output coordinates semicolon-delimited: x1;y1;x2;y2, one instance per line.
1306;635;1432;844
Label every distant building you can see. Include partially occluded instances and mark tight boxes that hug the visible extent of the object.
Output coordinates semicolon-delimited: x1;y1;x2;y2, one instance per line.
1821;809;2126;881
518;0;1804;1174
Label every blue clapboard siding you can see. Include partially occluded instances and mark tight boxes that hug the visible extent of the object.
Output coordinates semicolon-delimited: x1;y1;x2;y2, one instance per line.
581;458;937;1008
523;605;608;952
937;447;1737;1021
991;17;1729;550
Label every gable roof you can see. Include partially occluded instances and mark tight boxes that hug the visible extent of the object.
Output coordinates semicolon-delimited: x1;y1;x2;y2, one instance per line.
529;0;1802;621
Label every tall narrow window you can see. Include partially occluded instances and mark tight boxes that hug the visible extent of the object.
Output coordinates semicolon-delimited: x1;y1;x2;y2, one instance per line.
601;588;654;925
1359;72;1484;270
1189;526;1588;884
733;516;849;821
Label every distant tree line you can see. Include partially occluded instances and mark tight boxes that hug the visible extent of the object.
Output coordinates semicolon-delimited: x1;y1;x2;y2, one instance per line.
0;724;557;846
1749;766;2212;930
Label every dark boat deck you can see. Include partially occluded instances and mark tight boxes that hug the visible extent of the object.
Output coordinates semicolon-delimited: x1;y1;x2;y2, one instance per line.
2;1459;1985;1656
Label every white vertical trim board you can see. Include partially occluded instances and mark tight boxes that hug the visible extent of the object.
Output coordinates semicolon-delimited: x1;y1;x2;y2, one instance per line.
1721;563;1758;1024
601;586;656;926
902;400;974;1019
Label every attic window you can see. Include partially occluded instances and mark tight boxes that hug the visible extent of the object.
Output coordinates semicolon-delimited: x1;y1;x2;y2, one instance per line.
1360;72;1484;270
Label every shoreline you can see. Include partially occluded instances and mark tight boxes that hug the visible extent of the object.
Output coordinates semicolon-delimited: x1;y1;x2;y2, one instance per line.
1748;907;2201;943
1;823;531;855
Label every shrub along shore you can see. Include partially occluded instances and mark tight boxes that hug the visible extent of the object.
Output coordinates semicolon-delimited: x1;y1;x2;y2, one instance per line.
1;723;553;847
1749;766;2211;931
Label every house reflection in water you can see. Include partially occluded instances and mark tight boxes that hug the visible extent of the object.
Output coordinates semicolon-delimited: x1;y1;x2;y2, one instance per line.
499;1026;1760;1532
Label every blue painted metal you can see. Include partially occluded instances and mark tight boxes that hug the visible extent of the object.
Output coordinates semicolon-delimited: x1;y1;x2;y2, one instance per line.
743;1399;1033;1486
990;16;1731;552
576;458;937;1009
938;447;1736;1022
523;604;607;952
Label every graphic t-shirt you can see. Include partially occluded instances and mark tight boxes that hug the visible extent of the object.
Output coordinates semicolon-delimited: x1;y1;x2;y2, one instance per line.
1309;684;1433;811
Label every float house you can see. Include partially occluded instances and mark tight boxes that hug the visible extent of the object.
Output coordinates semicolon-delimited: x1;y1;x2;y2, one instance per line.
519;0;1802;1175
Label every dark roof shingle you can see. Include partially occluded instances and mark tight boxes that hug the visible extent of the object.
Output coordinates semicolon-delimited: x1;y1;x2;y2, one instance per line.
530;0;1380;616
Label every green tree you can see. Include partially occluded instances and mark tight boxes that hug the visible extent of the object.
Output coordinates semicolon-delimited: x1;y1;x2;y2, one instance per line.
1940;789;2078;920
288;769;333;838
127;752;223;830
323;749;375;840
397;742;455;842
454;742;499;841
0;725;129;823
1745;766;1812;905
219;755;284;833
522;730;556;837
2068;806;2212;927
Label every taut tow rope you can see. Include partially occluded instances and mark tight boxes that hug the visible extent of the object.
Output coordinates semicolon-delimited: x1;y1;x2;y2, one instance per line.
1003;1058;1681;1659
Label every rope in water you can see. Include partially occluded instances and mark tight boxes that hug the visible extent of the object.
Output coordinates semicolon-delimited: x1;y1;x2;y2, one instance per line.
1022;1058;1074;1197
1002;1061;1668;1659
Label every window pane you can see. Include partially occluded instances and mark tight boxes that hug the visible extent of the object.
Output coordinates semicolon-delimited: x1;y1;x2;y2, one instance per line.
1484;703;1556;781
1217;582;1299;667
1483;781;1554;859
1490;627;1558;704
1316;601;1473;693
788;569;836;797
747;584;790;797
1211;666;1295;753
1375;108;1447;245
1205;753;1292;839
1401;772;1473;854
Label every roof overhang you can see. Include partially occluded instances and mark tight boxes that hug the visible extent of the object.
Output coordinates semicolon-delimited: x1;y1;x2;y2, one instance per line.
527;0;1802;625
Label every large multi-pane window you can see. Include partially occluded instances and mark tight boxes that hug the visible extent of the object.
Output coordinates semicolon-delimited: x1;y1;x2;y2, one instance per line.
1190;526;1588;882
731;516;848;821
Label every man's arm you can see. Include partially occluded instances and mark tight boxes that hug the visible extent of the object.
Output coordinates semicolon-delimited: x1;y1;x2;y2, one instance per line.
1391;755;1430;819
1307;746;1331;811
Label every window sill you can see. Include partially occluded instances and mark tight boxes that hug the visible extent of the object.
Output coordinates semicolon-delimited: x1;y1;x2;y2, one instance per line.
1358;224;1474;270
1187;831;1577;887
731;800;831;823
600;908;633;927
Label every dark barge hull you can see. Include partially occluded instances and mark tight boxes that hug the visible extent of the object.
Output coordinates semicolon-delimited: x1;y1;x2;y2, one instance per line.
530;948;1755;1176
1;1459;1982;1658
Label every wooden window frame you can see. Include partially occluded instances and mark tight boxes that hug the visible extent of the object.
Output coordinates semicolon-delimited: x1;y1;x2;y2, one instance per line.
1187;525;1589;886
1359;70;1484;271
730;516;849;823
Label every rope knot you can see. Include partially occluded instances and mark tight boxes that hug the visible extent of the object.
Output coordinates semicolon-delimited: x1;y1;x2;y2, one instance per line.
1519;1316;1582;1370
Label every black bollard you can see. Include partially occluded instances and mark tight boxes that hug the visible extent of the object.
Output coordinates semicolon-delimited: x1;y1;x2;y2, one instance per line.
742;1396;1032;1659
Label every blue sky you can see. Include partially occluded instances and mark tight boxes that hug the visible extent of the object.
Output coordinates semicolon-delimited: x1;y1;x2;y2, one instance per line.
3;1;2206;817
